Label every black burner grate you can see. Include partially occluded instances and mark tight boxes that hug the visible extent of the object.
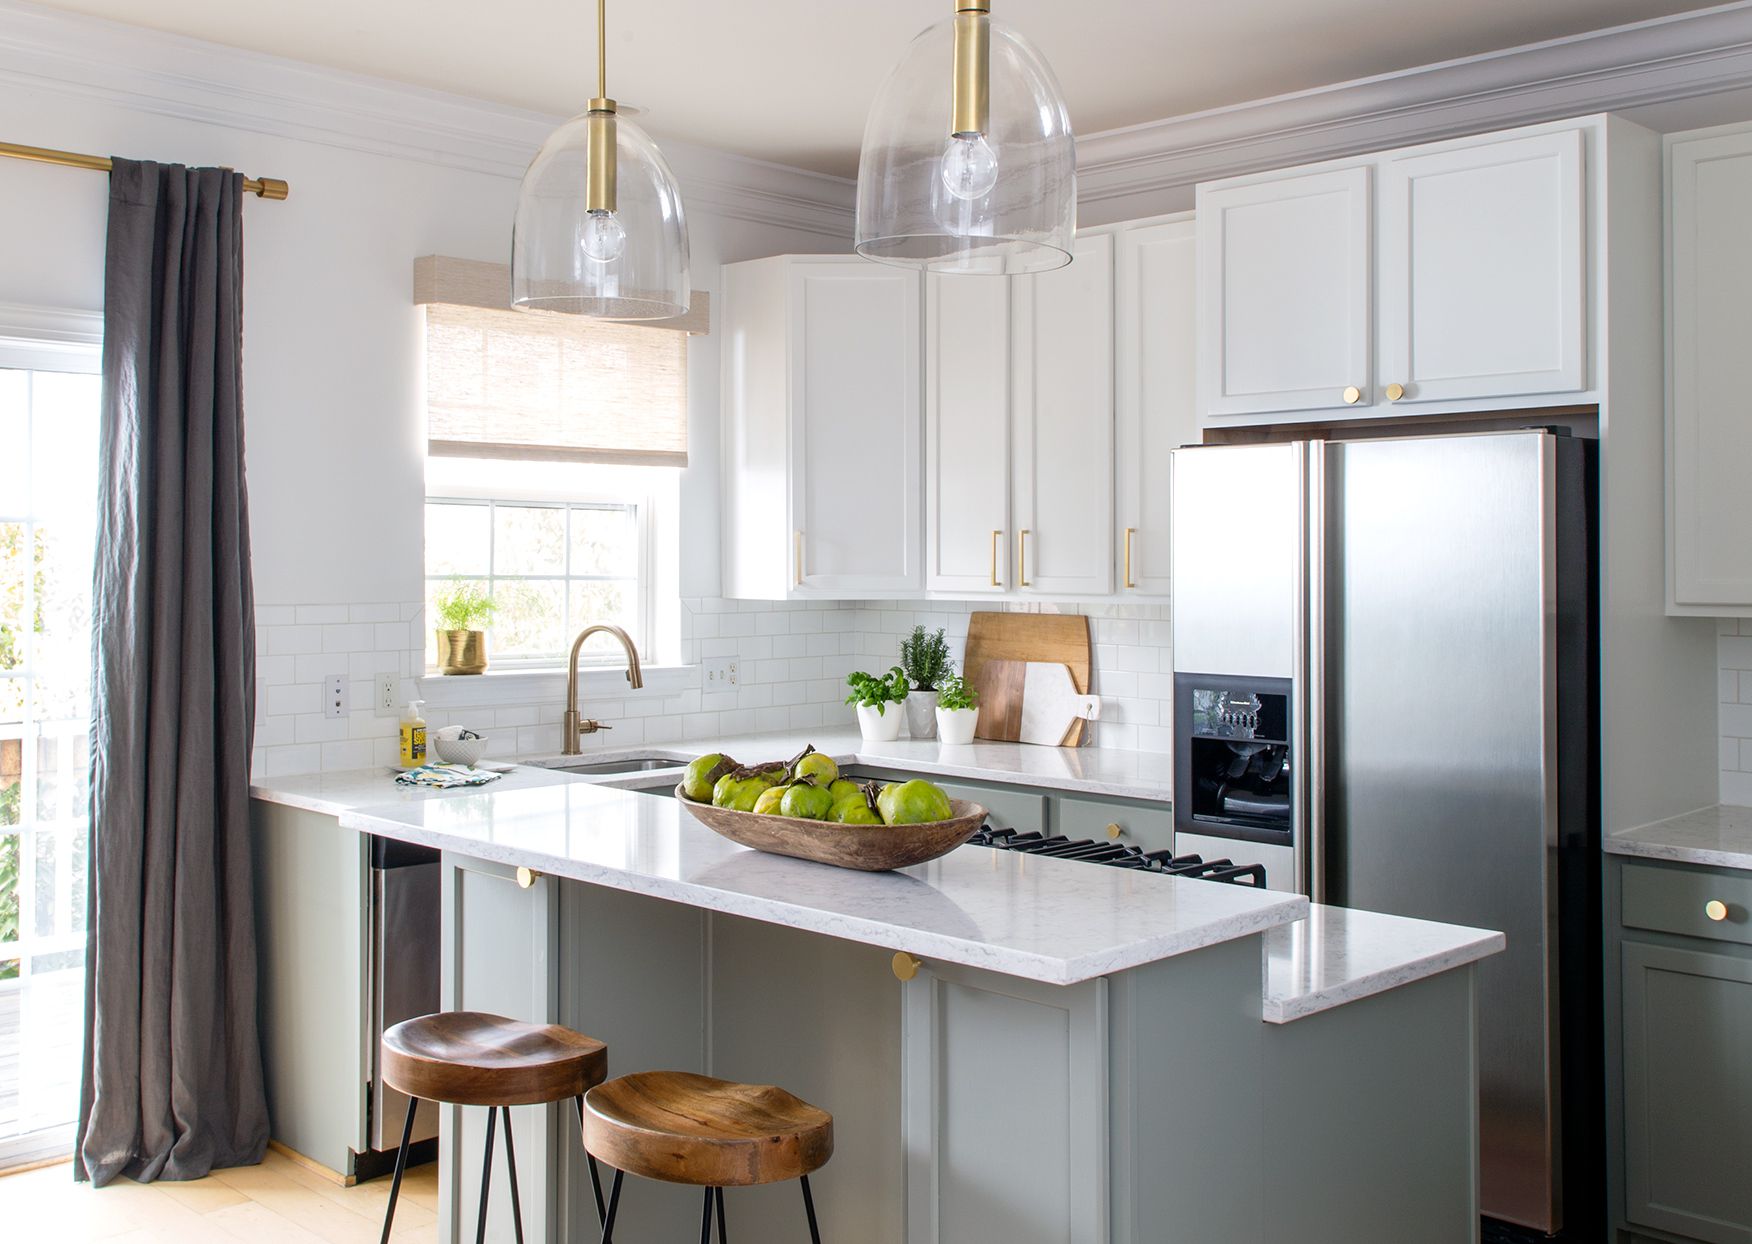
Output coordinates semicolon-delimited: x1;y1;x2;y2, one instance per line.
967;827;1268;888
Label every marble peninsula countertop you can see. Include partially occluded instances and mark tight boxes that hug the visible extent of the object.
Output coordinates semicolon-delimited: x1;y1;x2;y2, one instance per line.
1606;804;1752;872
332;780;1305;986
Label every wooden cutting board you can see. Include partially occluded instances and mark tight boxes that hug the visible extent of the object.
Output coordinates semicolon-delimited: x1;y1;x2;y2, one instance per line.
965;612;1092;745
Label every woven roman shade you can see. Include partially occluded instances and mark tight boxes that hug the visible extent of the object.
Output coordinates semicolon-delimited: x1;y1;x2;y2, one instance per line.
416;255;707;468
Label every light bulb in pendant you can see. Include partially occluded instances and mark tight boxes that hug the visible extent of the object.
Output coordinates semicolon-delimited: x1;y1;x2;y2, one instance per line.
940;133;998;201
581;209;626;263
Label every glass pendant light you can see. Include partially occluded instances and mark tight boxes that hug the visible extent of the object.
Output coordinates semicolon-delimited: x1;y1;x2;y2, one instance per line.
512;0;690;318
856;0;1075;275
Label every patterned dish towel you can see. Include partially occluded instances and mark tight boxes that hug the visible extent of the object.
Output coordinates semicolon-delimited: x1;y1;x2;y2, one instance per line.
395;763;503;789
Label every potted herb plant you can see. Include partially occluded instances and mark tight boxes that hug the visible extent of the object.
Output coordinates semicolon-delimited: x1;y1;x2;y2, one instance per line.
432;579;496;675
845;666;909;742
934;671;980;745
899;625;951;739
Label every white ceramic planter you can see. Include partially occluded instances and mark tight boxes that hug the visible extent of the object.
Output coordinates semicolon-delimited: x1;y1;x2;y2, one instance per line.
904;689;940;739
936;706;979;746
856;702;904;742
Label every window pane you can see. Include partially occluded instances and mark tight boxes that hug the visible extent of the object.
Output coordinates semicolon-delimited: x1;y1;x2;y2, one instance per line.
491;579;565;659
0;523;25;672
0;370;26;511
569;507;636;577
426;502;490;576
0;736;19;827
30;372;100;526
0;679;21;724
494;505;566;575
567;580;636;657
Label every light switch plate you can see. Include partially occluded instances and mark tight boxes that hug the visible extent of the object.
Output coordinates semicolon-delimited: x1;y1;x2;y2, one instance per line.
323;674;346;720
704;658;738;689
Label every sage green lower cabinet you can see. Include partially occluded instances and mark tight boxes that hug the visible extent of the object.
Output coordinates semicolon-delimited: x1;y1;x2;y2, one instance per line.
249;801;370;1176
1055;794;1174;855
1621;941;1752;1243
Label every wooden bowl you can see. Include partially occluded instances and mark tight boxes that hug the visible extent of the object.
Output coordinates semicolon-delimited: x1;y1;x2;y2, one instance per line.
674;787;988;872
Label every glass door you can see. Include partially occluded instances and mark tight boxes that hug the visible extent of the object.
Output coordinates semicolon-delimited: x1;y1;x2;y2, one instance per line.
0;341;100;1170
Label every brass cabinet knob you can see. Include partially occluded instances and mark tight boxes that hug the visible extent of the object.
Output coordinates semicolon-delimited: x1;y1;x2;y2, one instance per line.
892;952;922;981
1106;823;1124;840
1706;899;1729;922
1385;382;1406;402
1342;385;1362;405
516;866;541;889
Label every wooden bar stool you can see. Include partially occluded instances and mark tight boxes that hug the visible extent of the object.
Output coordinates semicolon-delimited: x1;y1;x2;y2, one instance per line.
581;1070;834;1243
379;1010;610;1244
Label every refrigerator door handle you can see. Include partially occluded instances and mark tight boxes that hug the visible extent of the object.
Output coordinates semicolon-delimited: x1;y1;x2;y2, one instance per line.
1302;441;1326;903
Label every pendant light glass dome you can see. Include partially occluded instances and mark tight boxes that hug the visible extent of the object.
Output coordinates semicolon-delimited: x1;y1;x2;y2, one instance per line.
512;0;690;319
856;2;1075;275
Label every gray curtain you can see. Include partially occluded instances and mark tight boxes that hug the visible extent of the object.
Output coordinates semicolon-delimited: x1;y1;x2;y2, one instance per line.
75;159;268;1185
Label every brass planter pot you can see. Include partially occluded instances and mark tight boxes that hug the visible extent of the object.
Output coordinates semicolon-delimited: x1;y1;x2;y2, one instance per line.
436;629;487;675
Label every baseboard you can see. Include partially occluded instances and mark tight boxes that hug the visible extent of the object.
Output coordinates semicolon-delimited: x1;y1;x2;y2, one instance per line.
267;1139;355;1187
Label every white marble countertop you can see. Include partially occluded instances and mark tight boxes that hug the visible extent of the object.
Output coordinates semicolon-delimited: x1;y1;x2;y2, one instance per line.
250;763;589;817
1262;904;1505;1024
1606;804;1752;872
335;780;1304;986
518;726;1177;804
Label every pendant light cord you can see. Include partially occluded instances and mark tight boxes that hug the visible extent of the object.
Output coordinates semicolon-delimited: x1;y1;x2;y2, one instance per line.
597;0;607;100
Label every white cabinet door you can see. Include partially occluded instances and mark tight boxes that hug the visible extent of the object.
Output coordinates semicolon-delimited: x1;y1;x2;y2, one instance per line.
1115;218;1198;598
1378;129;1587;406
790;261;923;595
1197;166;1372;419
1668;126;1752;612
924;273;1011;593
1012;231;1115;597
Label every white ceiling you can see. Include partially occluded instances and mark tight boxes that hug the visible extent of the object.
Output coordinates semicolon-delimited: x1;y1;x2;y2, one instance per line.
31;0;1727;176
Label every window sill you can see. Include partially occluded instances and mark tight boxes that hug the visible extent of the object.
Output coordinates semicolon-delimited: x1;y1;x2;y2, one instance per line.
418;663;698;709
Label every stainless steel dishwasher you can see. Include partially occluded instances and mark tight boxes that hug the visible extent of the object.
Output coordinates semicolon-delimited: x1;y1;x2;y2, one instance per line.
369;836;440;1154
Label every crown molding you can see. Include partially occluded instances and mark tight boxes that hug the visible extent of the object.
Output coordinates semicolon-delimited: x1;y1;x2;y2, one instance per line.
1077;1;1752;206
0;0;855;238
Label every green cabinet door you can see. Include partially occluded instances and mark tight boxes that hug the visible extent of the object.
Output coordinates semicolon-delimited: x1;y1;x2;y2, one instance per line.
1054;794;1175;855
1622;940;1752;1243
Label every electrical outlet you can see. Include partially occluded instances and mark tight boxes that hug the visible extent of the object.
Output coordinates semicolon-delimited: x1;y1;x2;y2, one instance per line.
704;658;738;689
323;674;346;720
374;674;397;717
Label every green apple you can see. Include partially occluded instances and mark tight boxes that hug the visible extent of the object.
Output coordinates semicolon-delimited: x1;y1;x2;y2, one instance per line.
876;779;953;825
712;772;769;812
780;782;835;820
793;752;839;786
752;784;790;816
827;778;864;804
832;798;883;825
684;753;738;802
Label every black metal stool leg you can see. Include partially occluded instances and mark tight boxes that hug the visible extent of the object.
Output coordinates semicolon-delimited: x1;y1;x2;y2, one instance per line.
599;1168;624;1244
378;1095;419;1244
800;1173;822;1244
577;1095;606;1225
715;1187;727;1244
475;1107;497;1244
500;1106;525;1244
699;1187;715;1244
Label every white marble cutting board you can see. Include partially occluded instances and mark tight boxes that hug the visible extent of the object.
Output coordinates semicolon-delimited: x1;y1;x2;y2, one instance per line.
1019;662;1102;746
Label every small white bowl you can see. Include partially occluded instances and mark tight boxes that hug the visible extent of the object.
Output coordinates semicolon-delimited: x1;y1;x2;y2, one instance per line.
434;735;488;767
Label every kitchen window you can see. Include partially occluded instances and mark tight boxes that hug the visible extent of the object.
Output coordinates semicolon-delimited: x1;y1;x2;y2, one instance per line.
417;260;700;671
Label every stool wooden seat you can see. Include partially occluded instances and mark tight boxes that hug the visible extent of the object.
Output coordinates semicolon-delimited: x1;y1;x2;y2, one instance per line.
582;1071;834;1242
382;1010;608;1106
377;1012;610;1244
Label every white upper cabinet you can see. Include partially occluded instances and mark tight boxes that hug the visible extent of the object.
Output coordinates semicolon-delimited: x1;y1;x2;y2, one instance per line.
1196;120;1595;428
925;273;1012;594
1197;166;1373;419
721;255;922;600
1667;124;1752;614
1378;129;1586;407
1013;231;1116;597
1115;217;1198;598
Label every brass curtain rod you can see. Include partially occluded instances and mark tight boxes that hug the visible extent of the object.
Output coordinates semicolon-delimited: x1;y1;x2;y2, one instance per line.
0;140;290;200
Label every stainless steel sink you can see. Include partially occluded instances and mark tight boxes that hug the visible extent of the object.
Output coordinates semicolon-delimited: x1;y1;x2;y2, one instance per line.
543;756;686;776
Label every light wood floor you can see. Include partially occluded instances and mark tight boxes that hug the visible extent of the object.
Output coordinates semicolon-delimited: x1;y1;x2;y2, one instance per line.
0;1149;439;1242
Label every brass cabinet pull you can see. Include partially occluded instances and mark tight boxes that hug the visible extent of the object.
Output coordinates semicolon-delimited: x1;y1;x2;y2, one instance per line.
1706;899;1729;922
1385;382;1406;402
794;530;803;587
990;530;1002;587
1018;529;1031;587
1124;528;1137;590
1105;823;1123;840
516;866;541;889
1342;385;1363;405
892;952;922;981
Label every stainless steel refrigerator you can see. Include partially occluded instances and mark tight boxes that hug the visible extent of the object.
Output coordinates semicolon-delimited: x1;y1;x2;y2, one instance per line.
1170;430;1599;1239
